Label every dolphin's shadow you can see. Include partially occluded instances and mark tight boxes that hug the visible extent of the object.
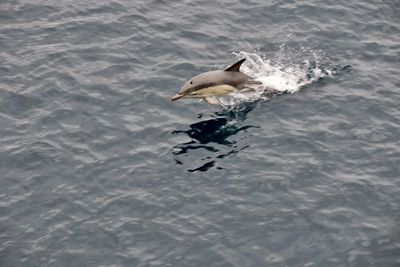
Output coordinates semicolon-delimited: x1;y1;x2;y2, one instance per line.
172;103;259;172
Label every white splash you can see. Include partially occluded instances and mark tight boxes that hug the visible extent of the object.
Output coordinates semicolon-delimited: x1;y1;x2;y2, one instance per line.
218;49;338;106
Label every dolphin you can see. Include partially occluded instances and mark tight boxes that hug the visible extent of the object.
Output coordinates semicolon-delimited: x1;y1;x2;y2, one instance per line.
170;58;261;105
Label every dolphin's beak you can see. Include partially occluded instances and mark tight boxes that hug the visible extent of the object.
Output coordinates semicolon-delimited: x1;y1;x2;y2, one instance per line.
170;93;184;101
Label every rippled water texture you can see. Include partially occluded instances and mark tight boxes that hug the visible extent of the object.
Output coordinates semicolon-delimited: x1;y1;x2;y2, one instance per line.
1;0;400;266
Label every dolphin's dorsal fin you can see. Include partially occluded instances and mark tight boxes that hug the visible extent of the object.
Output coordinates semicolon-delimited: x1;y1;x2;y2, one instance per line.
224;58;246;72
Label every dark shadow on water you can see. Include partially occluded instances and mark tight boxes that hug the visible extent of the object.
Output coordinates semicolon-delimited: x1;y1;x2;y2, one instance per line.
172;103;258;172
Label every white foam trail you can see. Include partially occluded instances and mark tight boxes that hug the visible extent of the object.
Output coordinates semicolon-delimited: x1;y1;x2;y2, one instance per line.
218;50;337;106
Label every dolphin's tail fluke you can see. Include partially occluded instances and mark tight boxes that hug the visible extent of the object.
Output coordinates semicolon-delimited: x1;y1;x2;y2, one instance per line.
246;80;263;86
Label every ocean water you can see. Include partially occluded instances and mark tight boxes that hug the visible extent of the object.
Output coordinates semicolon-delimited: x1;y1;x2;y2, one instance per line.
1;0;400;266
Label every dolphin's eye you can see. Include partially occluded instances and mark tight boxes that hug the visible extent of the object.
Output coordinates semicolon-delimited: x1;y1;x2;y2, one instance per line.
190;81;193;84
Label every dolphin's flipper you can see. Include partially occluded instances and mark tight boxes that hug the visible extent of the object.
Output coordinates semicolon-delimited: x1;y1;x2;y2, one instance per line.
205;97;229;110
225;58;246;72
204;96;220;105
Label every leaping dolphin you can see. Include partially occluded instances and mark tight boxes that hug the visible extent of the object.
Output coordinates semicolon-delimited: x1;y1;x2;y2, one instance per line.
171;58;261;105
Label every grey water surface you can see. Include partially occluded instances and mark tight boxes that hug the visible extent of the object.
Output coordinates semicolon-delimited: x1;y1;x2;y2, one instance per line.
1;0;400;266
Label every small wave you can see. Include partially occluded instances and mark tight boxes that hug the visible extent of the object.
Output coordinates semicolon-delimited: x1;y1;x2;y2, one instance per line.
217;48;345;106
